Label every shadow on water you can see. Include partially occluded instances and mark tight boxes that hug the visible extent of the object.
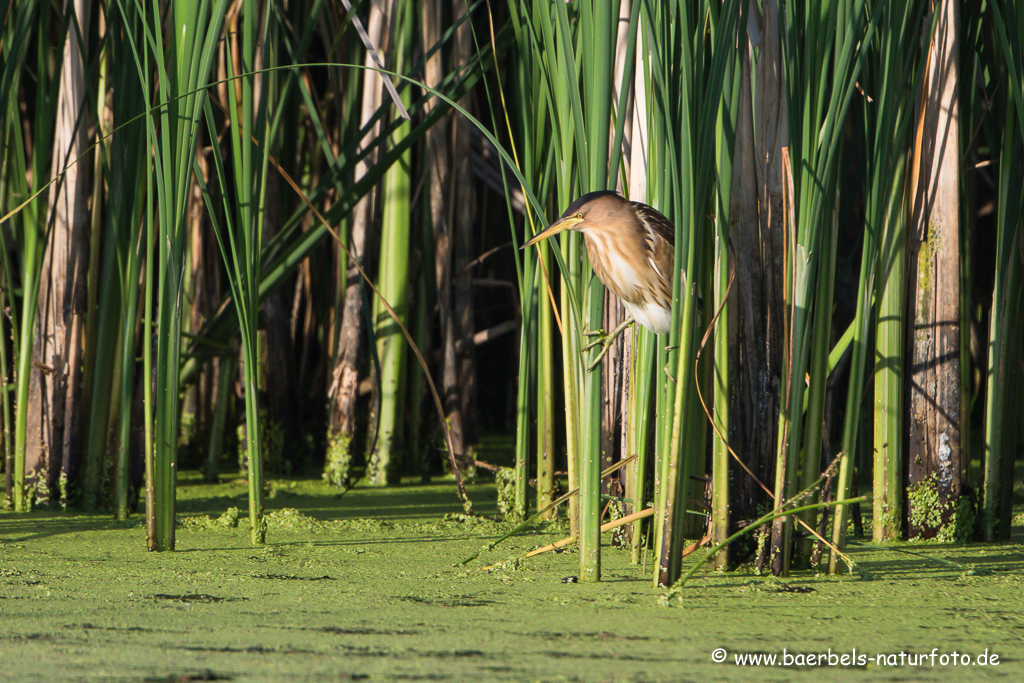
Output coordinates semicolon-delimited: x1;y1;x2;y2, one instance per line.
1;471;502;543
0;514;145;543
175;471;500;522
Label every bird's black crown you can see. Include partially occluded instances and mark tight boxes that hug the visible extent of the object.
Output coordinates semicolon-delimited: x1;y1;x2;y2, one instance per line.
560;190;622;219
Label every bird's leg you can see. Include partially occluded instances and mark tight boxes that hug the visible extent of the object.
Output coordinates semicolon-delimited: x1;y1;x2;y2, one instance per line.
662;346;678;383
583;317;635;372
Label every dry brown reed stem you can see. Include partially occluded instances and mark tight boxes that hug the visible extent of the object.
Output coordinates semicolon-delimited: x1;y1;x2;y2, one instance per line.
479;506;656;571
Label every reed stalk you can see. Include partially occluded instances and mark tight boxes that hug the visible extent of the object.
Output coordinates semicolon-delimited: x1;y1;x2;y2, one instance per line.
138;0;229;550
833;1;925;563
770;0;877;575
649;0;743;587
369;2;414;486
535;246;556;519
983;0;1024;541
4;0;52;511
0;0;1018;585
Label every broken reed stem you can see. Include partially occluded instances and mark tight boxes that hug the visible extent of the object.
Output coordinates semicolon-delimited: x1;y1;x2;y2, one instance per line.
457;455;637;566
478;507;656;571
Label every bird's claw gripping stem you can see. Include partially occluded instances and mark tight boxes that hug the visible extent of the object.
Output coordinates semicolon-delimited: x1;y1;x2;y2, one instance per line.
585;318;635;371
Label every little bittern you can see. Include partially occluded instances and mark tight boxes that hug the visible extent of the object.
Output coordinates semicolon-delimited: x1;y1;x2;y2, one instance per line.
523;191;674;335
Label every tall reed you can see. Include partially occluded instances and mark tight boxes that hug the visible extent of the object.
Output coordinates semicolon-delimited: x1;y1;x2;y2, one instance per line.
983;0;1024;540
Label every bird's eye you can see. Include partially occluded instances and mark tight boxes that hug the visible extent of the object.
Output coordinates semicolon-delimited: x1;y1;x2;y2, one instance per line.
576;212;584;219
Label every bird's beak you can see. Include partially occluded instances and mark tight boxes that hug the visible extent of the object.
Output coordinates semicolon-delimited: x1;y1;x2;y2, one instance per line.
521;215;584;250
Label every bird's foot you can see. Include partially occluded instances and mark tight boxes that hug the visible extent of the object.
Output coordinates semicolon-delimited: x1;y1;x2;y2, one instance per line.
582;327;608;348
583;318;635;371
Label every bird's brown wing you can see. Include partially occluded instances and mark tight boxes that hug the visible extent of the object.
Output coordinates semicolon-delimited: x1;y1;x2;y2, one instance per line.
631;201;675;249
631;202;675;305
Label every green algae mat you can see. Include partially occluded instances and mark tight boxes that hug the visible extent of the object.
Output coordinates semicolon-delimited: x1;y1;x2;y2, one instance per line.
2;475;1022;682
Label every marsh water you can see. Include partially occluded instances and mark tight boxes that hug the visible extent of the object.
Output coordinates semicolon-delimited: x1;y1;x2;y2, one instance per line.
2;473;1021;681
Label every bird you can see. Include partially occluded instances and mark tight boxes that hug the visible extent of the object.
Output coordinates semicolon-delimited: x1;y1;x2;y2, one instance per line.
522;191;675;341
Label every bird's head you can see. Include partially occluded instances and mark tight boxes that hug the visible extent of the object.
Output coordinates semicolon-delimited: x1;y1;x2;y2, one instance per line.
521;191;626;249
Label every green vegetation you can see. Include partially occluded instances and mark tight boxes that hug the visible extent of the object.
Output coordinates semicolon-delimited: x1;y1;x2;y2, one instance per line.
2;477;1023;681
908;472;977;543
0;0;1022;659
